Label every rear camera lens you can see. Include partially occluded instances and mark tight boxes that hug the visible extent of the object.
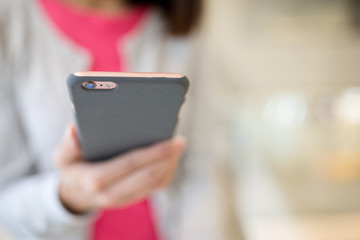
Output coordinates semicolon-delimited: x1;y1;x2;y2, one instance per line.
83;81;96;89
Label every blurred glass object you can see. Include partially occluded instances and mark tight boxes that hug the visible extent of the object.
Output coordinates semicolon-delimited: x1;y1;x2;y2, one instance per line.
336;87;360;125
263;92;307;129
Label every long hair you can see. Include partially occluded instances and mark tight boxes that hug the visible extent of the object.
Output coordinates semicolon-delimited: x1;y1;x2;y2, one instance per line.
127;0;203;35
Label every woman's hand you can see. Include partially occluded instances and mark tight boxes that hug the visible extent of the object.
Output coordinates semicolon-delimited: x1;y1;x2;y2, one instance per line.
54;125;186;214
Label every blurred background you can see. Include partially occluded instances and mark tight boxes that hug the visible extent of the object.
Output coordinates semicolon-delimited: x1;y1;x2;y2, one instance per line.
202;0;360;239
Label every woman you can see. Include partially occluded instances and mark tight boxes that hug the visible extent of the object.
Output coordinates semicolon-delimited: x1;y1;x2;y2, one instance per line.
0;0;224;239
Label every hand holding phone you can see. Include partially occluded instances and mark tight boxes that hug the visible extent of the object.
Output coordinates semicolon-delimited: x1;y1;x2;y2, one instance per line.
54;125;186;214
59;71;188;213
67;71;189;162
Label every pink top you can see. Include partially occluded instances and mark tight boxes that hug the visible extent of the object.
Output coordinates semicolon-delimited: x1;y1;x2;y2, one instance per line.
39;0;158;239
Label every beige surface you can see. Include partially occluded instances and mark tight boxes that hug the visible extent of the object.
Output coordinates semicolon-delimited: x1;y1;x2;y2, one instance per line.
203;0;360;239
244;213;360;240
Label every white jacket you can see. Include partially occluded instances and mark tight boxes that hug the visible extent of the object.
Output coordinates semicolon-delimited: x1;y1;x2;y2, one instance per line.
0;0;227;240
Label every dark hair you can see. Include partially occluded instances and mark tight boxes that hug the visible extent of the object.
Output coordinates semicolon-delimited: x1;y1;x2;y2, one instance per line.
126;0;203;35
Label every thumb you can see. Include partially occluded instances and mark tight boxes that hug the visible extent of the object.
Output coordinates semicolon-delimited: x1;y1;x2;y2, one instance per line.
54;125;83;168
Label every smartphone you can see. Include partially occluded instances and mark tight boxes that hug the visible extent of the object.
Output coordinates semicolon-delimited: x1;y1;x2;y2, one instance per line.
66;71;189;162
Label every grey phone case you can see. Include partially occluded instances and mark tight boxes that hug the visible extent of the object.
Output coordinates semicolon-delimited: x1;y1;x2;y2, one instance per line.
66;73;189;162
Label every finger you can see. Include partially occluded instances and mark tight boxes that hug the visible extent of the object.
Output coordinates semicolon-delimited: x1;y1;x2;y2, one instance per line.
159;136;187;187
86;139;180;191
171;136;187;155
159;157;180;188
54;125;83;168
96;161;169;207
99;136;186;206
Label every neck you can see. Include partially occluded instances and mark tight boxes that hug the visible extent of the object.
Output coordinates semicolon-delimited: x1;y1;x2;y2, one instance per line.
60;0;128;15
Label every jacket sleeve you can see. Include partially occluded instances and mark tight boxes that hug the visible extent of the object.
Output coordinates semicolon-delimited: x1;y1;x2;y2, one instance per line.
0;2;91;239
